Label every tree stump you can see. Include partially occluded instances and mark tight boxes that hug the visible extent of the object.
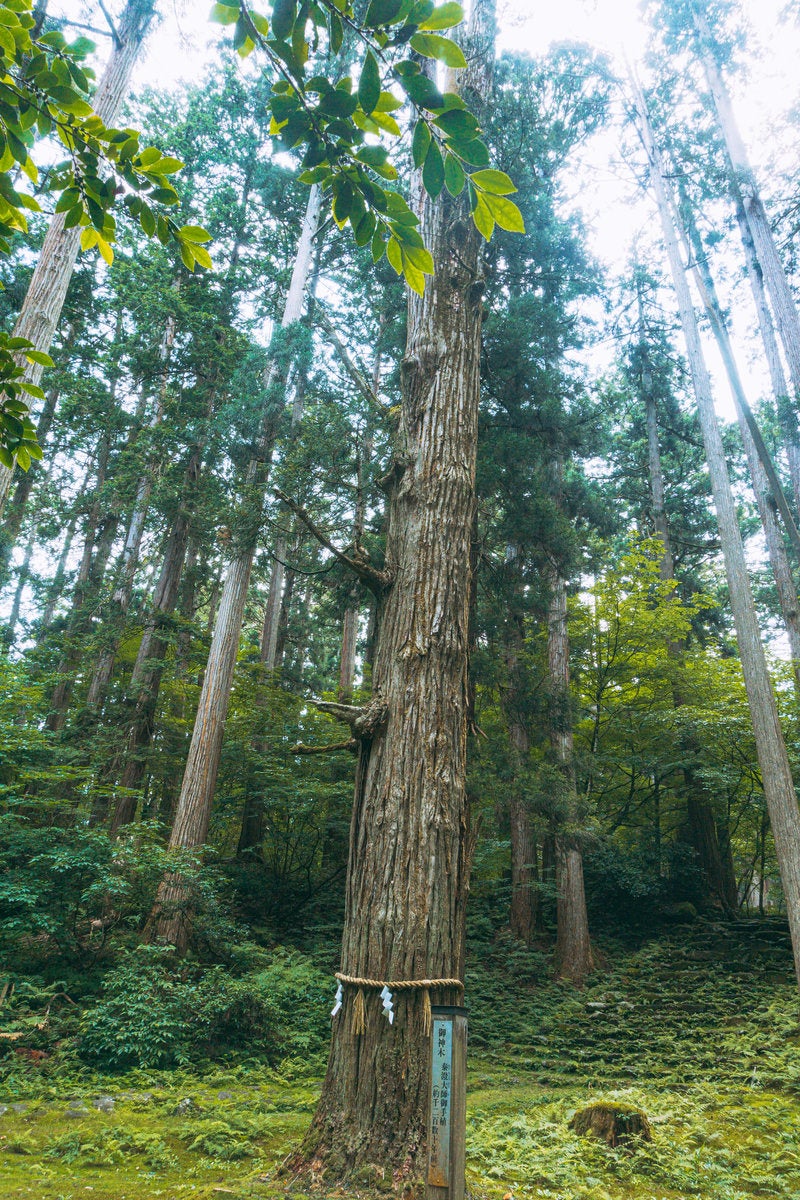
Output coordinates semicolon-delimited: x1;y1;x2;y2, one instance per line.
569;1101;652;1148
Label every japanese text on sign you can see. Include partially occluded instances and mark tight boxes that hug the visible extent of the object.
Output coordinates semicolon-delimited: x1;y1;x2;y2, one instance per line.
428;1016;453;1187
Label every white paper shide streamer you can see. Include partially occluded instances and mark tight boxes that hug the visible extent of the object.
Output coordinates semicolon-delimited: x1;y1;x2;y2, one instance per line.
331;981;343;1018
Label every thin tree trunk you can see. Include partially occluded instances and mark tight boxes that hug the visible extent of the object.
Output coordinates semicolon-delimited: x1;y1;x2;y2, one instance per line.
109;469;198;834
45;432;112;730
692;7;800;478
301;4;493;1179
147;186;321;949
4;535;33;646
1;384;60;588
731;189;800;506
548;565;594;984
0;0;158;515
677;189;800;692
633;77;800;990
638;285;737;910
85;310;178;711
260;248;322;672
677;184;800;557
36;469;91;638
502;611;537;945
337;588;359;702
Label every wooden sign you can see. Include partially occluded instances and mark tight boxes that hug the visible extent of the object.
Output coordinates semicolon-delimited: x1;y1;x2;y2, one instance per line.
427;1006;467;1200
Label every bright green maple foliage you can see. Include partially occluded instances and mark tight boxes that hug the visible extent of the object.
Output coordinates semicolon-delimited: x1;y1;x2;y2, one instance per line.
211;0;525;294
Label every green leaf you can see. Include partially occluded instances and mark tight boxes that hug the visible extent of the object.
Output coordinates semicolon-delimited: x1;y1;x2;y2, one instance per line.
271;0;296;40
402;71;445;111
402;256;426;296
15;444;29;470
409;32;466;68
209;2;240;23
412;119;431;168
365;0;403;25
469;168;517;195
369;109;401;136
371;226;385;263
145;156;184;175
422;137;444;198
329;9;343;53
402;242;434;274
180;242;196;271
332;180;354;225
0;444;13;469
471;193;494;241
24;350;54;367
358;51;381;116
357;144;389;168
443;152;465;196
179;224;212;244
451;137;489;166
190;244;213;270
483;193;525;233
419;2;463;30
433;108;478;137
386;236;402;275
375;91;403;112
354;210;377;247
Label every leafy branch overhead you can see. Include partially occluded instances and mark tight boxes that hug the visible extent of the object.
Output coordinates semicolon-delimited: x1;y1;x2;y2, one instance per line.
211;0;525;293
0;0;212;468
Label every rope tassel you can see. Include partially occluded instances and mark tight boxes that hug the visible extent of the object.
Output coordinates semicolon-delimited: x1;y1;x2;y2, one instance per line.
352;986;366;1036
422;986;432;1037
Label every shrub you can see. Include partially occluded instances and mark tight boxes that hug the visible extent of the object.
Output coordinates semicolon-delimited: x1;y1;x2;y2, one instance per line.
79;945;197;1069
79;945;331;1070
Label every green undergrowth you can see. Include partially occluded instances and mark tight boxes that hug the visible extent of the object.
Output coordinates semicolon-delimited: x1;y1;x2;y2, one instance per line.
1;920;799;1198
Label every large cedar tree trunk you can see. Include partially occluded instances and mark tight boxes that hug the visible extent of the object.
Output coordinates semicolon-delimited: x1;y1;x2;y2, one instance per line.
298;4;494;1182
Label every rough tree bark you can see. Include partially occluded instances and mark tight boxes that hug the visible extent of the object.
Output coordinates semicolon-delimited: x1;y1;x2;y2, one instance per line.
633;78;800;989
0;0;158;516
147;186;321;948
296;3;494;1183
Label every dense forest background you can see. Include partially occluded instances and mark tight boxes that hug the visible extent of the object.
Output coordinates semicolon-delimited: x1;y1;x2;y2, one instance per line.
2;0;800;1196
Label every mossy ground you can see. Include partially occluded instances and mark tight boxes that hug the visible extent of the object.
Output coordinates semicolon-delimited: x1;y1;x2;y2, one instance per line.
2;919;799;1199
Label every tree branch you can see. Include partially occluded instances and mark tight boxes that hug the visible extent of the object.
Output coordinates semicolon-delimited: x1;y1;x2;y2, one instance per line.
314;697;389;739
274;489;392;595
97;0;122;46
290;738;357;755
317;309;384;414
